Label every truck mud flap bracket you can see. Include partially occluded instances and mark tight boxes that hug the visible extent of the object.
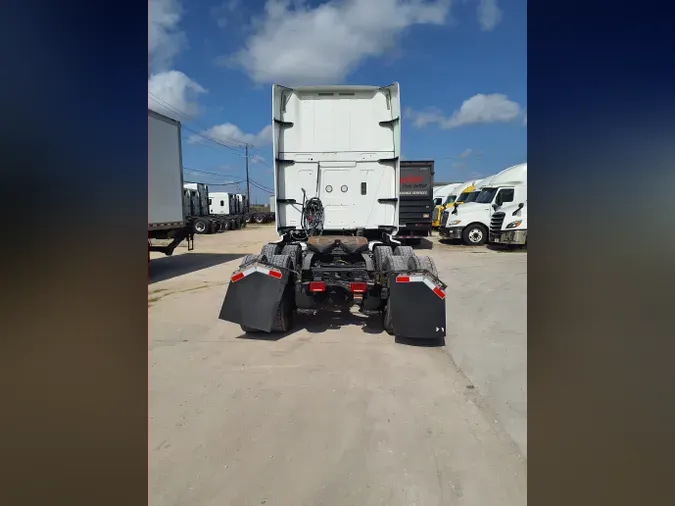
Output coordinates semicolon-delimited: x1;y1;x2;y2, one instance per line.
219;263;290;332
389;273;446;339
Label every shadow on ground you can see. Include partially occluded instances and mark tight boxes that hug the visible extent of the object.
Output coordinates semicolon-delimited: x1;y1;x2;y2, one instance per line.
412;238;434;250
486;244;527;253
149;253;248;283
237;311;445;347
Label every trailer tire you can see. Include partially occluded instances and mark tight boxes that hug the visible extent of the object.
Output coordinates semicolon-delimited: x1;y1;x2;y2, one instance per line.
267;254;294;332
193;218;208;234
410;255;439;278
260;243;280;262
462;223;488;246
394;245;415;258
374;245;393;273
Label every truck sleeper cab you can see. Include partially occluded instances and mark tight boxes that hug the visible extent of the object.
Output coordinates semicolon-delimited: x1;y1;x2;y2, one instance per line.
218;83;447;342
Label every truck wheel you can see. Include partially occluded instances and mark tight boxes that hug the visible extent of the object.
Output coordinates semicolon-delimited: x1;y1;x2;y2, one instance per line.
281;244;301;270
254;214;264;224
230;219;237;230
383;301;394;335
239;254;260;268
268;254;294;332
386;255;410;273
462;223;487;246
261;243;280;262
193;219;208;234
221;219;230;231
410;255;439;278
374;245;393;273
245;214;251;223
394;245;415;258
209;220;219;234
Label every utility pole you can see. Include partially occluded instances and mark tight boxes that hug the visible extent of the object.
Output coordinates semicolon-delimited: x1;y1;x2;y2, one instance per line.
245;143;251;208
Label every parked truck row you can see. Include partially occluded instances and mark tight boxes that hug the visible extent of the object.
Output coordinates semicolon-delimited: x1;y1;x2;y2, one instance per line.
439;162;527;246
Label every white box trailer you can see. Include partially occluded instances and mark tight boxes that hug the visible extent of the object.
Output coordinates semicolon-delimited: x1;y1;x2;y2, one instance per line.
148;109;194;257
218;83;447;342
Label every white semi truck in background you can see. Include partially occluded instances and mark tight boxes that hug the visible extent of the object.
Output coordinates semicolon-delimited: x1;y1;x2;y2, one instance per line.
219;83;447;341
148;109;194;258
490;202;527;245
439;163;527;245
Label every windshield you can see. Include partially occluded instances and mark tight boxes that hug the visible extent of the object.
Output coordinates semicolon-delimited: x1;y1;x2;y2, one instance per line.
456;191;470;203
475;188;498;204
433;197;443;206
464;191;480;203
444;194;457;205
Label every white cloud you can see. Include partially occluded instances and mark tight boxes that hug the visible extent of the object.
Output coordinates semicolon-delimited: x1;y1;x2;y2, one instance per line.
406;93;522;129
189;123;273;148
149;0;187;71
476;0;502;31
148;71;207;120
227;0;451;84
459;148;473;159
212;0;242;28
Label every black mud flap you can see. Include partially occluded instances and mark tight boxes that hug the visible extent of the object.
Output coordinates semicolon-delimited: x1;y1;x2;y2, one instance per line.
388;272;447;339
219;263;289;332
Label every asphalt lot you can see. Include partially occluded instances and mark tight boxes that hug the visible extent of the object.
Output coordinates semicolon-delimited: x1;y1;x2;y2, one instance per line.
149;225;527;506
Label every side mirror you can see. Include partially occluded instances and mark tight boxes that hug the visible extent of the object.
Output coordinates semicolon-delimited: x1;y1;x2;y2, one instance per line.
492;203;499;211
518;202;524;209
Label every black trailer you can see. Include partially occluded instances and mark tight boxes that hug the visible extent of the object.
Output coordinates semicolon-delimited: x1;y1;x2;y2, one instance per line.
395;160;435;245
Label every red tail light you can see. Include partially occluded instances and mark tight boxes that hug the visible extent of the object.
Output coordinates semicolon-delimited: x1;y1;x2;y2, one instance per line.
309;281;325;292
350;282;367;293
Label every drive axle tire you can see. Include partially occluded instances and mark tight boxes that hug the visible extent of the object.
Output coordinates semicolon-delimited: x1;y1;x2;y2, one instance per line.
410;256;439;278
254;214;264;224
394;245;415;257
382;256;409;335
261;243;280;262
221;219;230;231
374;245;393;273
462;223;488;246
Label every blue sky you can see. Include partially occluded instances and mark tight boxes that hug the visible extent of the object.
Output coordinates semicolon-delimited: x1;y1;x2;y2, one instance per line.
149;0;526;204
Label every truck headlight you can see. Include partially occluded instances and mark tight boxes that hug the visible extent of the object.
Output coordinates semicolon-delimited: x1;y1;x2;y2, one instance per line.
423;213;430;218
505;220;522;229
449;220;461;226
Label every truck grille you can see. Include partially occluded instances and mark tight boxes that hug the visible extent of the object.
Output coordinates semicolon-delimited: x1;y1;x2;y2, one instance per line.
440;210;449;227
490;212;506;235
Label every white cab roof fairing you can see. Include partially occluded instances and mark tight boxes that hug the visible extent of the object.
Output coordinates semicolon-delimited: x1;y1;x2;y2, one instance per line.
434;183;460;199
482;163;527;187
272;83;401;235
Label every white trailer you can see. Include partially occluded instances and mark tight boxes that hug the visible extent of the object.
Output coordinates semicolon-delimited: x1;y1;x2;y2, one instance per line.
148;109;194;257
218;83;447;341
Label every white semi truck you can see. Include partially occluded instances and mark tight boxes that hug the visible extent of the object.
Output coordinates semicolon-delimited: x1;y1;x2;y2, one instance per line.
439;163;527;245
148;109;194;258
490;202;527;245
219;83;447;340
